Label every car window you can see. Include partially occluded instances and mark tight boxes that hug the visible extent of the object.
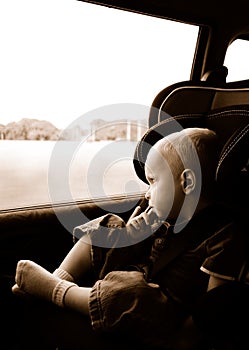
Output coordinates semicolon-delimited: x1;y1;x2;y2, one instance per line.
0;1;198;210
225;38;249;82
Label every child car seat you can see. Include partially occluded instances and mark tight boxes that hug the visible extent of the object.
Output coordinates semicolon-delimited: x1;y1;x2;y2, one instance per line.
133;77;249;350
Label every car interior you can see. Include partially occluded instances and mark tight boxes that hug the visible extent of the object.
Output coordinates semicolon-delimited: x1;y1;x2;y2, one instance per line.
1;0;249;349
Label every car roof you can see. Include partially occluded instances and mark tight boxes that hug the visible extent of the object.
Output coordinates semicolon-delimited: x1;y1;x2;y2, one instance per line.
77;0;249;40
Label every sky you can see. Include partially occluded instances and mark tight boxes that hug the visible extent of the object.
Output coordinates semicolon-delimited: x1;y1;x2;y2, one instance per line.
1;0;246;131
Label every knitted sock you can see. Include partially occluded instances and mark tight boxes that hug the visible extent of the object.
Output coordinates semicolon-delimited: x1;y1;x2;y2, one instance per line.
14;260;77;307
52;279;77;307
53;268;75;282
14;260;61;301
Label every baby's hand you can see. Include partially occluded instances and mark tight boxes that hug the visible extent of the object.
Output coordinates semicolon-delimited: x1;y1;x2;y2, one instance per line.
128;207;156;229
126;207;161;242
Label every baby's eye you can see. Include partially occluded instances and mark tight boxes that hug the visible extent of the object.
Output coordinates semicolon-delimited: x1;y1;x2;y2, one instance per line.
147;176;155;184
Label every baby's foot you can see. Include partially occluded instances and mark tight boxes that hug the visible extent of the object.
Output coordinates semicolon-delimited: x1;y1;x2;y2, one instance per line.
12;283;31;299
12;260;60;301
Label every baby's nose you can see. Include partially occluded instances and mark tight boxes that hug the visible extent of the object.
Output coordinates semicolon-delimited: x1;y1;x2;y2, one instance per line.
145;188;151;200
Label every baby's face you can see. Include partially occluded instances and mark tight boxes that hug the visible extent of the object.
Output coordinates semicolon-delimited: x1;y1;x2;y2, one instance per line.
144;146;183;221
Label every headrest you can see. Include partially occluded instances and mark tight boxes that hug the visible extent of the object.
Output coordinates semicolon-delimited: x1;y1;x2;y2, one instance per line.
133;106;249;196
149;83;249;127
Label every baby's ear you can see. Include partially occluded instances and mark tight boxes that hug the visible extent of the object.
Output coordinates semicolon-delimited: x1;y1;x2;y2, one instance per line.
180;169;196;194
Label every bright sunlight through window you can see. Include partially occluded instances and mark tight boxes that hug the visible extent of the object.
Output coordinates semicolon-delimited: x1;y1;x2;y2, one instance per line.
0;0;198;210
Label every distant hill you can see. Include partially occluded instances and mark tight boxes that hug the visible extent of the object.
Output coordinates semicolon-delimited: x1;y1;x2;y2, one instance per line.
0;118;60;140
0;117;147;141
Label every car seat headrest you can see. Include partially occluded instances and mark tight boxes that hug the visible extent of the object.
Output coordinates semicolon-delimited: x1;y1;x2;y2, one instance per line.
149;84;249;127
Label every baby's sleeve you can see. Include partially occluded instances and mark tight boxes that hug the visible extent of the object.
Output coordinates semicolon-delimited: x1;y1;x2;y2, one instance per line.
88;270;187;348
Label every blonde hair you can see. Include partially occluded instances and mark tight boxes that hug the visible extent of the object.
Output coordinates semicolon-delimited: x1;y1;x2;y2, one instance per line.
155;128;219;200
